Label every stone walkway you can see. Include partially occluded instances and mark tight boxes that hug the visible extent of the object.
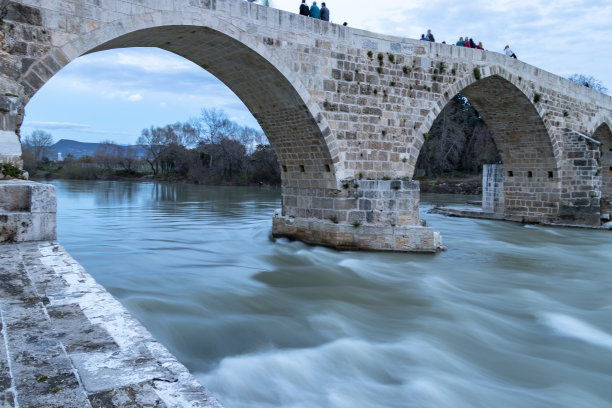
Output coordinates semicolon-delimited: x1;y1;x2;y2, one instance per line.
0;241;223;407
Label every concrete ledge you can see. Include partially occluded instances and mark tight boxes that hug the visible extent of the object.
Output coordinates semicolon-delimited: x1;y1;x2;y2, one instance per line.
429;206;506;221
272;211;444;252
0;180;56;243
0;241;223;407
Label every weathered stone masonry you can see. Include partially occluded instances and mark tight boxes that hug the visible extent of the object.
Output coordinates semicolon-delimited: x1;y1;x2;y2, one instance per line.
1;0;611;251
0;241;222;407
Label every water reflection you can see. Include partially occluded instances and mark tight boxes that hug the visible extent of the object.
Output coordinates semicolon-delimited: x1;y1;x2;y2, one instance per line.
47;180;612;408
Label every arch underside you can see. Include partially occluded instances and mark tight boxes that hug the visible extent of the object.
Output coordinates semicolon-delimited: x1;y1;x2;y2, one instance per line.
87;25;337;219
593;123;612;212
460;75;560;220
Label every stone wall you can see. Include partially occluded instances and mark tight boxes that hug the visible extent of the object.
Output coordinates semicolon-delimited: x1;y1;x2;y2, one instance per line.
557;129;601;225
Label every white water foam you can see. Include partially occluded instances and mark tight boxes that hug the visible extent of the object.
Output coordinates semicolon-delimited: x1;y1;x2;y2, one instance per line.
539;312;612;349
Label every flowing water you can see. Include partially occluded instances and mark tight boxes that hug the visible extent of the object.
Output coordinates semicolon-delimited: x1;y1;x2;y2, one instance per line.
48;180;612;408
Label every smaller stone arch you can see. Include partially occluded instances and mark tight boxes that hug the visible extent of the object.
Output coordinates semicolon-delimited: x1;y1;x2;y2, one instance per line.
592;122;612;215
418;70;562;222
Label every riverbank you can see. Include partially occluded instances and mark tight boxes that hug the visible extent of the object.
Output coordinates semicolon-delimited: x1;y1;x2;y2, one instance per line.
28;168;281;187
0;241;222;407
415;175;482;195
29;168;482;193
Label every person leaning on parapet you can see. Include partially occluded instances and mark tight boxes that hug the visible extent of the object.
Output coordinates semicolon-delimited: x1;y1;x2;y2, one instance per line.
320;2;330;21
420;34;429;41
309;1;320;18
504;45;517;59
456;37;465;46
427;29;435;42
299;0;310;16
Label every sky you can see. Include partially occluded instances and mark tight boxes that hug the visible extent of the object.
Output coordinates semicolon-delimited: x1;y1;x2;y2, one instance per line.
20;0;612;145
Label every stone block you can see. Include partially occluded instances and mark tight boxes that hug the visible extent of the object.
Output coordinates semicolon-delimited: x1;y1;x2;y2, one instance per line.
0;181;56;242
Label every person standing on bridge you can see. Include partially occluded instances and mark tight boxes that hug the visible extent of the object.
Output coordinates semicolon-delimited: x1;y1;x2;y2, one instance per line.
320;2;330;21
299;0;310;16
309;1;320;18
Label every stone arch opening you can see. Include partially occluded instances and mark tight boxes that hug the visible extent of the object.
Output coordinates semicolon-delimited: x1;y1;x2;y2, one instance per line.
593;122;612;215
418;74;561;222
23;24;341;221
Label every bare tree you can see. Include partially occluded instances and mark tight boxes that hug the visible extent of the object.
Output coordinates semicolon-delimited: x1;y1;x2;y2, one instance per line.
117;145;140;172
164;122;198;148
137;122;197;174
22;130;54;162
93;140;120;171
137;126;166;174
237;125;266;155
568;74;608;94
192;108;234;169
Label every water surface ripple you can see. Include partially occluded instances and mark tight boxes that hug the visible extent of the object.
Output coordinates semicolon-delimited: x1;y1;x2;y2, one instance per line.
50;180;612;408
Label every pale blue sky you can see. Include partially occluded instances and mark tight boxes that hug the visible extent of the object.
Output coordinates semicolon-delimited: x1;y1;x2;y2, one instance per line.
21;0;612;144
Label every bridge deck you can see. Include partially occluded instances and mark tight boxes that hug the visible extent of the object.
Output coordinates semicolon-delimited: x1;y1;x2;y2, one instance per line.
0;241;222;407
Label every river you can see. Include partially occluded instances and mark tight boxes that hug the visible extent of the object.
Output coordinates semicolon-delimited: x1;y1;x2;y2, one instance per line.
47;179;612;408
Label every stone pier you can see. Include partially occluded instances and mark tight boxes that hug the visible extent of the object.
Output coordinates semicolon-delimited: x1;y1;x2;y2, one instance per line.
482;164;505;214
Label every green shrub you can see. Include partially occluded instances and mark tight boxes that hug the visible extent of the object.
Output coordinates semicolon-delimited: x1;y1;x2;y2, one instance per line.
534;93;542;103
1;163;23;178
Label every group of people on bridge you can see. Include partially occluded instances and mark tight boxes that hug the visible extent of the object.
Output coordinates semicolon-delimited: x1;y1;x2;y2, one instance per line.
455;37;484;50
420;30;484;50
299;0;330;21
419;29;517;59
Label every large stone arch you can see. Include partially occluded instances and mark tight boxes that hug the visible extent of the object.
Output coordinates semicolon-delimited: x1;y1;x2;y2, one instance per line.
593;122;612;212
18;11;343;221
418;70;561;222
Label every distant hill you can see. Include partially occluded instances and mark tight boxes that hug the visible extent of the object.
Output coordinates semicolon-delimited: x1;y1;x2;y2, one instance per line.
51;139;145;159
51;139;100;159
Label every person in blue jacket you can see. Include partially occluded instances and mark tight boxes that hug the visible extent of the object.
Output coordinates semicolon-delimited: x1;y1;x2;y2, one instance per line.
309;1;320;18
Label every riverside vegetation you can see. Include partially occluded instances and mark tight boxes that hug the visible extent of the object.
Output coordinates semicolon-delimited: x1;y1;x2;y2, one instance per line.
22;99;500;192
21;108;281;186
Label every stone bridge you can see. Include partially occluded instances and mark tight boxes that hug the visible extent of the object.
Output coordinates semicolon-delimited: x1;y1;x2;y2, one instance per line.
1;0;611;252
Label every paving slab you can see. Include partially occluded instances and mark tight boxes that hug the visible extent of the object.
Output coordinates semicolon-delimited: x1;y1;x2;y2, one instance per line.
0;241;223;408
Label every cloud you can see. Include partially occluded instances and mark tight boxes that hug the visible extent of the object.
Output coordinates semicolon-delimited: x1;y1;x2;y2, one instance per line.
127;93;143;102
21;121;132;136
70;49;198;74
51;48;232;102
